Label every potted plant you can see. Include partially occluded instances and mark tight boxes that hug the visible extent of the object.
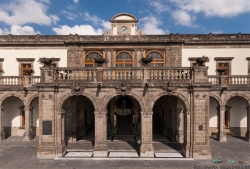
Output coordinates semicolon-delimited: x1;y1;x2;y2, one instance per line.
217;67;227;75
38;57;53;67
94;57;106;66
196;56;209;66
23;68;34;76
141;57;153;65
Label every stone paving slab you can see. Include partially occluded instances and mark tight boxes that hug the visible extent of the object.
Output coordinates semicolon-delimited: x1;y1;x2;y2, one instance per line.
1;135;250;169
109;151;139;157
154;152;183;158
65;152;93;158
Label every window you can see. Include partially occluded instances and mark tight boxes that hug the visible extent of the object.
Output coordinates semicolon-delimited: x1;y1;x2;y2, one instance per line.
84;52;103;67
214;57;234;75
217;63;229;75
146;51;164;67
16;58;35;76
115;51;133;68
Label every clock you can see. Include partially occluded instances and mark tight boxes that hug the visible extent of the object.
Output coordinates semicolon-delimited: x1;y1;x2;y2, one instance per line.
120;26;128;34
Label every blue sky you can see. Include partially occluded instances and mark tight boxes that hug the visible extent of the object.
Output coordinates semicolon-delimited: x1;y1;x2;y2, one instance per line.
0;0;249;35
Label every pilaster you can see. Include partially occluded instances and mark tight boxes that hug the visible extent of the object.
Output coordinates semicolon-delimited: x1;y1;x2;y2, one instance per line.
177;108;184;143
0;106;5;141
23;106;33;141
37;91;57;159
191;66;212;159
93;112;108;157
140;112;154;157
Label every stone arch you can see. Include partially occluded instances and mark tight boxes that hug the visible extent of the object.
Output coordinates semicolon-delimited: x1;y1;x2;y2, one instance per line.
0;93;25;106
224;92;250;106
150;92;190;114
27;93;39;106
101;92;144;114
209;93;223;107
57;92;98;114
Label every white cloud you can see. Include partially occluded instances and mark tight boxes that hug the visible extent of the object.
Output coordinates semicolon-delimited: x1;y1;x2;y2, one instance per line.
171;0;250;18
38;0;50;3
0;25;40;35
140;16;169;35
84;12;111;30
0;0;59;26
211;30;223;34
149;1;169;13
62;10;77;20
0;28;9;35
52;25;103;35
10;25;40;35
172;10;196;27
73;0;79;3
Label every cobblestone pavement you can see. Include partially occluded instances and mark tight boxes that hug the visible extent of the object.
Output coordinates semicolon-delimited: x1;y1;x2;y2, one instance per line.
0;135;250;169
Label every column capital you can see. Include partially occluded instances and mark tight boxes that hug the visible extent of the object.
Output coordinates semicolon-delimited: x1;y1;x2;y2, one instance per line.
141;111;153;115
246;106;250;111
1;106;4;112
177;108;184;113
24;106;33;111
94;111;107;115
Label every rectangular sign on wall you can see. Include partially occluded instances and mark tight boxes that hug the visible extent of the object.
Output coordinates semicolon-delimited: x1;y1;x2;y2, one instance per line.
43;121;52;135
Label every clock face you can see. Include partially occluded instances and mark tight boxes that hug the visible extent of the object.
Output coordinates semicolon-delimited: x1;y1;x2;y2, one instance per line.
120;26;128;34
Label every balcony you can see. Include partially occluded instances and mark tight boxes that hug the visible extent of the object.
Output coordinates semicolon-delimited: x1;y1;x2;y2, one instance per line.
0;76;40;86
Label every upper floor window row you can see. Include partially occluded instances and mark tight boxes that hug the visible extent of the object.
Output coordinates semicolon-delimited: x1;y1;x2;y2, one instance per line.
84;50;165;67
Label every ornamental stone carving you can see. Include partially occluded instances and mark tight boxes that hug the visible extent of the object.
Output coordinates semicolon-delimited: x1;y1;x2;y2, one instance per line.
115;82;131;95
71;82;85;95
161;81;177;95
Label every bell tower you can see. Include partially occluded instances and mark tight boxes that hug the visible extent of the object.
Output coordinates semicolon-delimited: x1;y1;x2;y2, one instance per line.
110;13;138;35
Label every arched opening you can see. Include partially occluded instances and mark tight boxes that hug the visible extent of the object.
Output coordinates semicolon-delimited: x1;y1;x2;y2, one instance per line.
30;97;39;137
152;95;186;157
115;51;133;68
2;96;24;138
225;96;248;139
62;95;95;152
209;96;220;138
145;51;165;67
106;95;141;156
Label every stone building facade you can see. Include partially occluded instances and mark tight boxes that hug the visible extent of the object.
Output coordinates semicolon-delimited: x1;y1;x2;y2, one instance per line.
0;13;250;159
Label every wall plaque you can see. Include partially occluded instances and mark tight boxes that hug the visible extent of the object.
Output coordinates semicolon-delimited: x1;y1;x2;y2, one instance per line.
43;121;52;135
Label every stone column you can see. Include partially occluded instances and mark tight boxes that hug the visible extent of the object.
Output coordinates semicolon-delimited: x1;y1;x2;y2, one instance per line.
55;110;66;157
245;106;250;141
70;97;77;142
0;106;5;141
140;112;154;157
23;106;33;141
217;106;227;142
177;108;184;143
93;112;108;157
110;100;114;136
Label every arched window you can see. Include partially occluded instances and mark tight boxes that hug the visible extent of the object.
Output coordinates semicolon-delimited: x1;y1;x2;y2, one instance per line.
115;52;133;67
146;51;164;67
85;52;103;67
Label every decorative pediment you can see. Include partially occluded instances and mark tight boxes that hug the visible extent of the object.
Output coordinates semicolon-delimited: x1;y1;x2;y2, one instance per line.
161;81;177;95
115;82;131;95
71;82;85;95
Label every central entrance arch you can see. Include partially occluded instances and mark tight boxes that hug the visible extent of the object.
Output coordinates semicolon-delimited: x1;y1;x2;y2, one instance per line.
107;95;141;141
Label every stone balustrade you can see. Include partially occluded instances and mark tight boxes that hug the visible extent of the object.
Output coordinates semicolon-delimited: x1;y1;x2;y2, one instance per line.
53;67;192;82
208;75;250;86
0;76;41;86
